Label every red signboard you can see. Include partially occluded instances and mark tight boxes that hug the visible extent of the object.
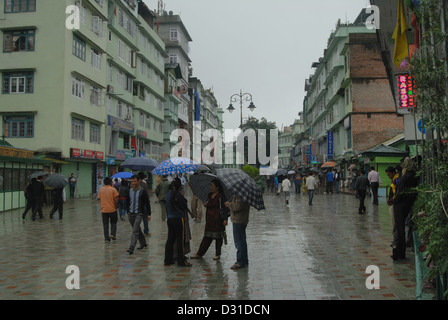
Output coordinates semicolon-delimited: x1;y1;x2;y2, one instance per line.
71;148;104;160
397;74;415;108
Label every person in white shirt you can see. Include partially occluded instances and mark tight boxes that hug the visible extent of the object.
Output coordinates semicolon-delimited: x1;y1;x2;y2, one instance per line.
306;172;318;205
281;175;292;205
368;166;382;205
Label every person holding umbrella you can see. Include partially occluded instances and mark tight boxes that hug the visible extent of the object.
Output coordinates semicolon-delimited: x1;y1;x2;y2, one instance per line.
191;178;229;261
49;186;66;220
225;195;250;270
31;176;45;220
164;178;193;267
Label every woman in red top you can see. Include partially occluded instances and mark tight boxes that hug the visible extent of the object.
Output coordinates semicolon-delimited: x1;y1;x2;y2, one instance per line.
191;179;229;260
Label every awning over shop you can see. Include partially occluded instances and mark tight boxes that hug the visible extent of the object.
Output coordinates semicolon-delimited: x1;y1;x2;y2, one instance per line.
361;144;409;158
41;157;70;165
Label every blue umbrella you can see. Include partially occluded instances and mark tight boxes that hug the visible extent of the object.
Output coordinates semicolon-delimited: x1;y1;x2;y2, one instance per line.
152;157;200;176
111;172;133;179
120;157;159;171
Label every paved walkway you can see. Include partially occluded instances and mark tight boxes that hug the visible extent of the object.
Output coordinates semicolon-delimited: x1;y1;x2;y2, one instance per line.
0;189;423;300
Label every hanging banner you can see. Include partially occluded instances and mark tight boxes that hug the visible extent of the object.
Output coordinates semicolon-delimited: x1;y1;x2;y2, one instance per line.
327;131;334;160
397;74;415;109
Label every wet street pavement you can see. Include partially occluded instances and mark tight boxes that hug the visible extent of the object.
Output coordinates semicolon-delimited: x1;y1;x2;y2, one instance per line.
0;189;418;300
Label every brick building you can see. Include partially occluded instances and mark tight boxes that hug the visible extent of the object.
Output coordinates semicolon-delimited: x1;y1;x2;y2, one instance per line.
299;9;404;171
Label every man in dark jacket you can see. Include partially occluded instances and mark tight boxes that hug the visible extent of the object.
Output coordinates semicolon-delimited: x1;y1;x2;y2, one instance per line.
125;175;151;254
22;179;34;219
354;169;369;214
392;159;419;260
31;176;45;220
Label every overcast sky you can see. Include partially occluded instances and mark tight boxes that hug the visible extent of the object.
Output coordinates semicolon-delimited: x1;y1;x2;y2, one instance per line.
143;0;370;133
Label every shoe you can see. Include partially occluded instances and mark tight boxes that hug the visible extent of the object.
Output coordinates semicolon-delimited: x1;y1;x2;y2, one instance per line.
164;261;175;266
22;213;26;220
110;235;117;240
137;244;148;250
231;264;246;270
190;254;202;259
105;239;111;243
213;255;220;260
126;249;134;255
178;261;192;267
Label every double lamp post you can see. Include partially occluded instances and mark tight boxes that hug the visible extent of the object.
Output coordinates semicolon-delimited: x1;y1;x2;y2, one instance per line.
227;89;256;128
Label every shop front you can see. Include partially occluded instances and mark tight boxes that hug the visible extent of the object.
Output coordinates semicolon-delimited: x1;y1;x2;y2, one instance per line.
60;148;105;198
0;141;51;212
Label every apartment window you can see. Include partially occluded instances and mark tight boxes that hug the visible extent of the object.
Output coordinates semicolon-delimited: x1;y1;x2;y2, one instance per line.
71;118;85;141
94;0;104;7
117;70;125;89
5;0;36;13
125;75;132;93
89;85;101;106
3;29;35;52
169;54;178;64
123;134;130;149
118;40;125;61
145;115;151;129
75;1;86;24
2;72;33;94
72;76;85;99
72;35;86;61
170;28;180;41
107;63;112;82
90;48;101;69
139;112;144;127
3;115;34;138
117;101;123;118
91;15;103;37
90;123;101;144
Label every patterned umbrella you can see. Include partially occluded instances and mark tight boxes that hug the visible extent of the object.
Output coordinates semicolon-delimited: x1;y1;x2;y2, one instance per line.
120;157;159;171
152;157;200;176
189;173;234;203
216;168;265;211
44;173;69;189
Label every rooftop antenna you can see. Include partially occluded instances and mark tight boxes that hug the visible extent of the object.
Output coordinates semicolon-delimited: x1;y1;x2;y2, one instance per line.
157;0;165;16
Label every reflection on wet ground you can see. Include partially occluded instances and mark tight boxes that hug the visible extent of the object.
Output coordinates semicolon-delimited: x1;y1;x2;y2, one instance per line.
0;190;418;300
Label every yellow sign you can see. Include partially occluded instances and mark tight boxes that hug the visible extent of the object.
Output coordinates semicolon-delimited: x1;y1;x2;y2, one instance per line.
0;146;34;159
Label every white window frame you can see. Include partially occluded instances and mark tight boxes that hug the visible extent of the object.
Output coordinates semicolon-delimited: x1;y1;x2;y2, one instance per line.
72;76;85;99
90;48;101;70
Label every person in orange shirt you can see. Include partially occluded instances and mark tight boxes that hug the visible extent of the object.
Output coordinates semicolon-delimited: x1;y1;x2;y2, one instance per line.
98;177;119;243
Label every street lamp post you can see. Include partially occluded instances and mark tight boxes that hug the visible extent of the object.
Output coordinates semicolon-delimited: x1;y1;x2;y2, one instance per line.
227;89;256;127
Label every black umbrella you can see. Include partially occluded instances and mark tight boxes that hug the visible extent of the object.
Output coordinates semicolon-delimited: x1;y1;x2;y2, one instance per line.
120;157;159;171
275;169;287;176
28;171;49;180
44;173;69;189
189;173;233;203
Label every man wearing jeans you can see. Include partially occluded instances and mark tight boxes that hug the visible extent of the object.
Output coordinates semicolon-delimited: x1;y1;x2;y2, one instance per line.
306;172;318;205
98;177;119;242
125;175;151;254
226;195;250;270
